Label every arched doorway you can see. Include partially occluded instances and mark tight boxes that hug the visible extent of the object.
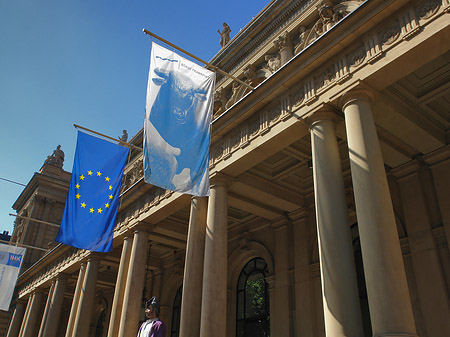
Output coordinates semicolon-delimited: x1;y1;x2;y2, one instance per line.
236;257;270;337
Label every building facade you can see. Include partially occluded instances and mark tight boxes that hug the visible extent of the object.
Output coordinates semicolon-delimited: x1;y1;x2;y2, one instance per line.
4;0;450;337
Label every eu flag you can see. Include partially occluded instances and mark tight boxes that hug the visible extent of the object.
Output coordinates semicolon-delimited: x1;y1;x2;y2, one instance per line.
56;131;129;252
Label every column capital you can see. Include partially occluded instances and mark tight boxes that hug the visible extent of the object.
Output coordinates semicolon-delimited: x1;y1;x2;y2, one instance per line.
306;105;342;129
190;195;208;203
54;273;70;281
133;221;154;234
210;172;234;189
86;252;103;262
339;89;374;110
273;31;292;51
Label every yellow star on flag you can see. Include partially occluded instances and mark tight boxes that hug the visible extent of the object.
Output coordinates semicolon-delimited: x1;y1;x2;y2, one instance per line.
75;183;80;189
97;171;102;176
89;208;94;213
105;203;110;208
80;174;85;180
109;185;113;190
75;194;81;199
109;194;113;200
105;176;110;182
81;202;86;208
88;170;93;176
98;208;103;214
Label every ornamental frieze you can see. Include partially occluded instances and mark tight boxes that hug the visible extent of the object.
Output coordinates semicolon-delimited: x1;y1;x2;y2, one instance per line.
416;0;441;19
18;248;89;298
380;20;401;45
347;45;366;68
209;0;446;171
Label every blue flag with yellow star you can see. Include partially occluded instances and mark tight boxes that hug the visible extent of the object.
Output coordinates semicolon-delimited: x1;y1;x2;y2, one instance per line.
56;131;129;252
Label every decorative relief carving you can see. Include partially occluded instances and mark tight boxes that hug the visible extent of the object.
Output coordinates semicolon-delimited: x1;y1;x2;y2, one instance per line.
291;89;304;107
248;117;261;137
214;87;229;116
380;21;401;45
416;0;440;19
225;82;244;109
269;105;282;123
243;64;257;82
315;65;336;91
347;45;366;68
273;31;292;51
264;54;281;73
230;131;241;150
294;26;307;54
213;143;225;161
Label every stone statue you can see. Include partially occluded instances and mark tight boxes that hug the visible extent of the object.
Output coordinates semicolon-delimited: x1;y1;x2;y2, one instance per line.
218;23;231;47
45;145;65;168
119;130;128;143
265;54;281;73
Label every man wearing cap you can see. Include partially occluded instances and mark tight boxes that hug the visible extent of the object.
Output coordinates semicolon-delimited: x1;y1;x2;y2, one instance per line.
137;296;167;337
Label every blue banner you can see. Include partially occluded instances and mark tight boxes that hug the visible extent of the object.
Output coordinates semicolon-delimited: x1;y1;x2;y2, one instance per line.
0;244;26;311
144;42;215;196
56;131;129;252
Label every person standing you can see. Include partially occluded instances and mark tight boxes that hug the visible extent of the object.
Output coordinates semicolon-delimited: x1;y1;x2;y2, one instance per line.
137;297;167;337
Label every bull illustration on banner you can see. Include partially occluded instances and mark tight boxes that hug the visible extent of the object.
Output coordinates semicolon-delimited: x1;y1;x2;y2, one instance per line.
144;42;215;196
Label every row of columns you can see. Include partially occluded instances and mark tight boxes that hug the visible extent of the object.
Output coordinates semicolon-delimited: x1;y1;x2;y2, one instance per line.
307;90;418;337
6;88;420;337
7;228;150;337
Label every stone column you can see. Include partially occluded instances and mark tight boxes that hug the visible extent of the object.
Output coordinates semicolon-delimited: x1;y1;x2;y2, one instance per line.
20;290;44;337
393;165;450;337
107;235;133;337
65;262;86;337
341;90;417;337
39;275;67;337
427;151;450;253
292;210;314;337
72;257;100;337
271;220;291;337
308;110;363;337
179;196;208;337
118;227;149;337
200;174;230;337
6;301;27;337
274;31;293;66
38;280;55;337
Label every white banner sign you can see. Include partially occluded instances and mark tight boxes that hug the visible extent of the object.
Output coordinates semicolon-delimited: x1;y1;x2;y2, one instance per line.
144;42;215;197
0;244;25;311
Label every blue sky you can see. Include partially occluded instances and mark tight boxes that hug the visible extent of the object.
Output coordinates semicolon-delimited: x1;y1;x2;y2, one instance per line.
0;0;270;234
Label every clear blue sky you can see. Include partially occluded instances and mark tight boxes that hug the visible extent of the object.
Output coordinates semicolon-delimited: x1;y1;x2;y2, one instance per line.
0;0;270;234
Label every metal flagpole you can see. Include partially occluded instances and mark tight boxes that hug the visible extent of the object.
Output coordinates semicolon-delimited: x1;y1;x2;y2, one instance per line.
142;29;255;91
0;239;48;252
73;124;143;151
9;213;60;228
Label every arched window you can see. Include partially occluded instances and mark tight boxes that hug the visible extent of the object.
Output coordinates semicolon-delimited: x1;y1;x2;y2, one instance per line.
171;286;182;337
236;258;270;337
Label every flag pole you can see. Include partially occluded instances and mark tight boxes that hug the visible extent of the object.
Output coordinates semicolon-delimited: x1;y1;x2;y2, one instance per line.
73;124;143;151
9;213;60;228
142;29;254;91
0;239;49;252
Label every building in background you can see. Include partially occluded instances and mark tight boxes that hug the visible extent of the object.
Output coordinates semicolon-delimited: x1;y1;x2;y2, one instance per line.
3;1;450;337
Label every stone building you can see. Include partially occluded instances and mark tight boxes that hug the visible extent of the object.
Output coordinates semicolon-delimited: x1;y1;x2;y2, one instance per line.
4;0;450;337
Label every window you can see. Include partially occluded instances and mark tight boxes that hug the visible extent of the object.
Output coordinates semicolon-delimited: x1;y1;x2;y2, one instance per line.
171;286;182;337
236;258;270;337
